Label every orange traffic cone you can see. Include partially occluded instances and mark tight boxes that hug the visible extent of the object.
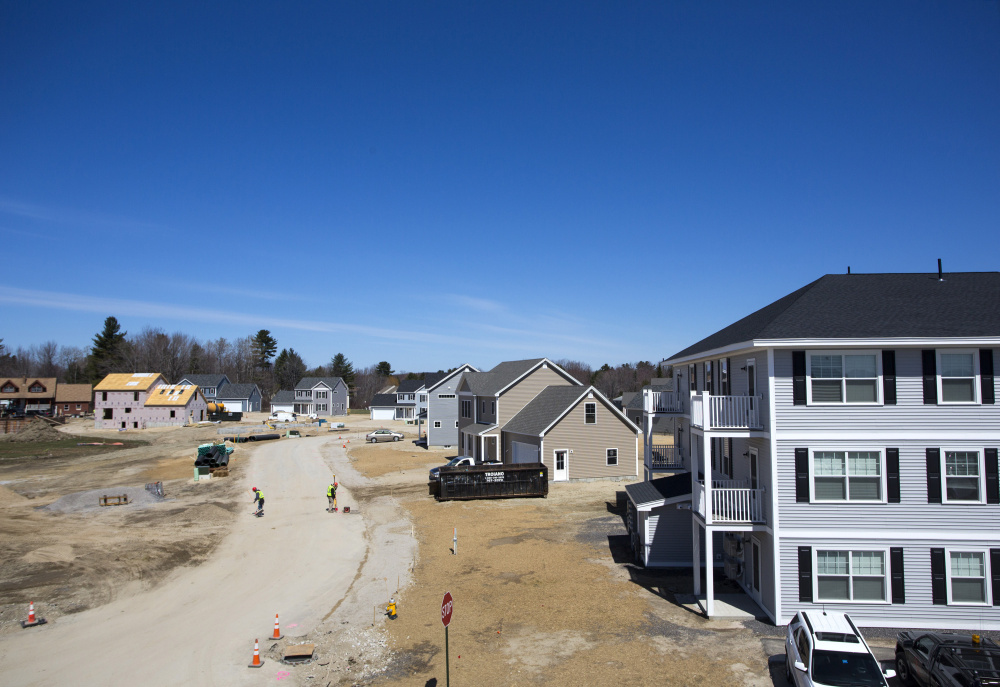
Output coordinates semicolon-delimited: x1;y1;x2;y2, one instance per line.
20;601;46;628
248;638;263;668
271;613;283;640
342;444;346;448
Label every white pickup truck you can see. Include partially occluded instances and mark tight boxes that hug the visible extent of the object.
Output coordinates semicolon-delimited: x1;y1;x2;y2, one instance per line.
428;456;502;482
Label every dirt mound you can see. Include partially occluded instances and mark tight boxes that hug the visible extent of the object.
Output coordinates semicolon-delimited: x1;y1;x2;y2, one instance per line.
0;419;65;443
0;484;30;504
23;544;76;564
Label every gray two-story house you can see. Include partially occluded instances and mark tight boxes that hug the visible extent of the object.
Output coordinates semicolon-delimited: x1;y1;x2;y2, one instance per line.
628;270;1000;631
293;377;349;416
426;364;478;448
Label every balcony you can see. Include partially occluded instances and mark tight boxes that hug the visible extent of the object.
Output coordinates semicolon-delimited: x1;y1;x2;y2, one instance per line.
647;444;684;471
694;479;765;524
690;393;763;431
643;390;685;414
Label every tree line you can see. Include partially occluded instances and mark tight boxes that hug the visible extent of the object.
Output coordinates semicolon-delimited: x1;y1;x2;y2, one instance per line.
0;317;400;409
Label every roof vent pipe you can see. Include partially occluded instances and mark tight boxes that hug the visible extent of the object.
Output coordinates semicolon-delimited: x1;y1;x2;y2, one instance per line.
938;258;943;281
847;266;851;274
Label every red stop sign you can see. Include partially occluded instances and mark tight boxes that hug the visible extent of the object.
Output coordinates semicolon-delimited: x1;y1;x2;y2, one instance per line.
441;591;453;627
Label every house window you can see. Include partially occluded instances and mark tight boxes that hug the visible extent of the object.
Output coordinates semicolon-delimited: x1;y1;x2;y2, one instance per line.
438;394;455;399
816;550;887;602
30;384;44;393
938;351;978;403
746;359;757;396
455;421;459;428
420;395;427;403
1;384;15;393
808;352;880;404
103;408;113;419
705;361;713;395
812;451;882;501
491;401;495;415
316;391;327;399
433;421;441;428
461;400;472;418
133;391;139;402
720;358;730;396
689;364;696;392
943;451;983;502
64;404;70;411
125;407;132;414
102;391;108;401
481;401;486;414
584;403;596;424
76;404;81;410
606;448;618;466
947;550;989;604
170;410;175;418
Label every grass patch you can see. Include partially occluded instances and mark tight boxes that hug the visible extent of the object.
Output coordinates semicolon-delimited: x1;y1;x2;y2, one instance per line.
0;437;148;461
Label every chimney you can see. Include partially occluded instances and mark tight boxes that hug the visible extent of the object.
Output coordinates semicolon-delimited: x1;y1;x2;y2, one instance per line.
938;258;943;281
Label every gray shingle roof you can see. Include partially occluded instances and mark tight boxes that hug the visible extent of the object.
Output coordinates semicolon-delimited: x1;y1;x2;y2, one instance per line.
216;383;259;400
622;392;642;410
295;377;345;390
271;390;294;404
625;473;692;508
461;359;581;396
369;393;400;408
396;379;425;393
178;374;229;388
426;364;478;391
501;386;588;436
669;272;1000;361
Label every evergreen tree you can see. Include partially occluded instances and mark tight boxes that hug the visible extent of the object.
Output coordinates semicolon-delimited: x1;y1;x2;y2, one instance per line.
86;316;127;382
275;348;306;389
189;342;205;374
375;361;393;377
251;330;278;370
329;353;355;385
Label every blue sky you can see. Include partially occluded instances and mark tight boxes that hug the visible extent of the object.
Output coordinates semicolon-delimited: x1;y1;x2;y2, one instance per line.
2;2;998;371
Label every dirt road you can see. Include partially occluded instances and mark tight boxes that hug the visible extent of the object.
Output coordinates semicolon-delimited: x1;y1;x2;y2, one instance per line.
0;435;365;686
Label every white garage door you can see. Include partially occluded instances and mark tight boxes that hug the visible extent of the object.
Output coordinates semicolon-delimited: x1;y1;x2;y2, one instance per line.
511;441;539;464
221;400;244;412
371;408;394;421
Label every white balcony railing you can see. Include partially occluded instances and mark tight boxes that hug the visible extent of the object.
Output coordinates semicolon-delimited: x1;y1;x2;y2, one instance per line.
695;479;765;524
690;393;763;431
647;444;683;470
643;390;685;414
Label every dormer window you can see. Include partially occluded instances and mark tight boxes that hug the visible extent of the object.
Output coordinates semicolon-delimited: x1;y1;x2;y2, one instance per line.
2;384;16;393
30;384;45;393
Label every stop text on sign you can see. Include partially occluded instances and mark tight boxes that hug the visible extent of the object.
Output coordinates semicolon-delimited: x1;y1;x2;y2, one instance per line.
441;591;453;627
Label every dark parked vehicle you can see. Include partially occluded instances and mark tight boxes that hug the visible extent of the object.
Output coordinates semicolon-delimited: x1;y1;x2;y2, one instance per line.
895;631;1000;687
436;462;548;501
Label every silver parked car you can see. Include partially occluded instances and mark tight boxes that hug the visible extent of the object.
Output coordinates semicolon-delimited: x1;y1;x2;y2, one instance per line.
366;429;404;443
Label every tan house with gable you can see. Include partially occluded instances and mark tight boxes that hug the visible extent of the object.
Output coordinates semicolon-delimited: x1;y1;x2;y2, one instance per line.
0;377;58;415
457;358;641;481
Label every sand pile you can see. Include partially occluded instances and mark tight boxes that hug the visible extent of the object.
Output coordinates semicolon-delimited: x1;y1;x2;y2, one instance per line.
0;419;65;443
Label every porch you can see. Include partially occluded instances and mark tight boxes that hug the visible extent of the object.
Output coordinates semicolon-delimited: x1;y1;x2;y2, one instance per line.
690;392;763;431
646;444;685;472
693;479;766;525
643;389;685;414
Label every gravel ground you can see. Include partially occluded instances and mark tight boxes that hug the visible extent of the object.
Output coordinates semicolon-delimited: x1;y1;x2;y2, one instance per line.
42;484;168;513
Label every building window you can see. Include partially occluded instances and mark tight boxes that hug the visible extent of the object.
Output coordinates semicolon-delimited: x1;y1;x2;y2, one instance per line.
584;403;596;424
808;352;880;404
64;404;70;411
103;408;113;419
720;358;730;396
438;394;455;399
76;404;81;410
125;407;132;414
816;550;887;602
170;410;175;418
689;364;696;392
455;421;459;428
461;400;472;418
420;395;427;403
1;384;15;393
943;451;983;502
481;400;486;414
705;361;713;395
938;351;978;403
316;391;327;399
606;448;618;466
491;401;495;415
133;391;139;402
433;421;441;428
812;451;882;501
102;391;108;401
947;550;989;604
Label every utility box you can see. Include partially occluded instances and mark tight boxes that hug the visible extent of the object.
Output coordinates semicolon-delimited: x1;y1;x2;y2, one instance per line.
436;462;548;501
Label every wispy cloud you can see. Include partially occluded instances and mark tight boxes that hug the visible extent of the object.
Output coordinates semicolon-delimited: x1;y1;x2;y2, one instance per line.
445;294;508;313
0;197;161;231
0;286;621;355
0;226;59;243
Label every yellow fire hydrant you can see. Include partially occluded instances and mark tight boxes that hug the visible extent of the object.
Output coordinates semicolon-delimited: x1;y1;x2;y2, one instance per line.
386;598;397;620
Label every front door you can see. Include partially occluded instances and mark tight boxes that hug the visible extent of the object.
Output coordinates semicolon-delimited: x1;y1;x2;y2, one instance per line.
553;450;568;481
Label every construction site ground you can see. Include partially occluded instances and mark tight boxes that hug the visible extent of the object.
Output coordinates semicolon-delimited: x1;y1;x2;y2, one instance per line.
0;415;903;685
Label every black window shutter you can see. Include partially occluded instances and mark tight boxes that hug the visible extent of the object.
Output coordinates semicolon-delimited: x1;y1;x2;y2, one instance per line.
926;448;942;504
792;351;807;405
991;549;1000;607
890;547;905;604
986;448;999;505
795;448;810;502
882;350;897;405
886;448;901;503
798;546;813;602
931;548;947;605
981;349;995;405
922;349;938;404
